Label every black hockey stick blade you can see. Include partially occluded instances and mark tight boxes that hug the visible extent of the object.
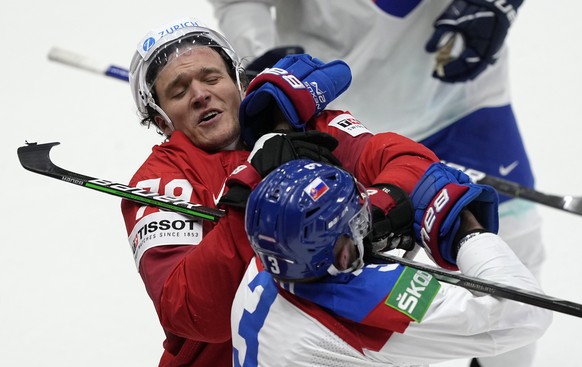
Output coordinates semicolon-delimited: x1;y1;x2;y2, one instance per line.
444;161;582;216
17;141;225;222
370;252;582;318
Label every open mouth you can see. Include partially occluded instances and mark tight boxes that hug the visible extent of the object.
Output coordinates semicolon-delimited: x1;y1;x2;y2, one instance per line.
201;111;219;123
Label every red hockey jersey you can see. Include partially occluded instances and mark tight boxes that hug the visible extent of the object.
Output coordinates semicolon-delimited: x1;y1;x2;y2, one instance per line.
121;110;438;366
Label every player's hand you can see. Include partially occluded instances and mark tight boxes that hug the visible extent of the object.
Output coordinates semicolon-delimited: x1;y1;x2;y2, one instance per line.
240;53;352;147
364;184;415;257
245;46;305;81
425;0;522;83
218;131;340;208
249;131;341;177
409;162;499;270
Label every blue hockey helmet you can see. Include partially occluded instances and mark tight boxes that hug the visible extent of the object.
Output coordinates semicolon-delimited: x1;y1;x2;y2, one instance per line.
245;159;371;280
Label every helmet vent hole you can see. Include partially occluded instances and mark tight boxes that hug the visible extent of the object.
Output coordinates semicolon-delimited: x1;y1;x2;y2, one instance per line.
268;188;281;201
305;208;319;218
314;260;327;269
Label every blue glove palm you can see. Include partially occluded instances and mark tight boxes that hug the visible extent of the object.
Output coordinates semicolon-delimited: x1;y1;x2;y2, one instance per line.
425;0;523;83
240;54;352;148
410;162;499;270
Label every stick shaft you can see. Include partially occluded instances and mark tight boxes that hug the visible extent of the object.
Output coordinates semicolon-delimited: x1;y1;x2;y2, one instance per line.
371;252;582;318
48;47;129;82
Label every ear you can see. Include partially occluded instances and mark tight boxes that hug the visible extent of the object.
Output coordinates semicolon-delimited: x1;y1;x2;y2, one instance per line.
154;115;173;136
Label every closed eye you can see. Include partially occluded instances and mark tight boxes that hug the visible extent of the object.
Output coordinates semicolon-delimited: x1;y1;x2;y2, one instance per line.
204;74;222;85
170;86;187;99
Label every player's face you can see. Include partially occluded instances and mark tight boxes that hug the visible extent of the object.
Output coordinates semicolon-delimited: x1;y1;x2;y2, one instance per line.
154;47;242;151
333;235;359;271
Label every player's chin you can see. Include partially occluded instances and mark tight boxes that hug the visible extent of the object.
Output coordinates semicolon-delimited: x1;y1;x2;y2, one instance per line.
199;129;240;152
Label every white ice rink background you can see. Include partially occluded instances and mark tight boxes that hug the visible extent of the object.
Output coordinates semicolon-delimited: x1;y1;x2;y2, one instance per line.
1;1;581;366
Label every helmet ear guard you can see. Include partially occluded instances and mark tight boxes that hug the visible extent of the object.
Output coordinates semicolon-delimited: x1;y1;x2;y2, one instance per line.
128;18;243;135
245;159;371;281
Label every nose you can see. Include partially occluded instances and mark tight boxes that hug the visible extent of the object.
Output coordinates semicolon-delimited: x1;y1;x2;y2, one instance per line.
189;80;211;108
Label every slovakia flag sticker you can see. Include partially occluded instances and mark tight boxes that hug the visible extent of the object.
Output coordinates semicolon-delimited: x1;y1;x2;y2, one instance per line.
305;177;329;201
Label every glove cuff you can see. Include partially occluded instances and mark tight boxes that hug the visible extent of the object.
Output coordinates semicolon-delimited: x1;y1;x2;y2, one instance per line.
246;69;316;124
218;185;251;209
245;46;305;80
367;184;414;249
218;163;262;210
225;162;263;191
464;0;522;23
368;185;395;212
371;184;412;211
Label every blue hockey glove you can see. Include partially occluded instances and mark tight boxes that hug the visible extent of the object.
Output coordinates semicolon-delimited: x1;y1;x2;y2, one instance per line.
410;162;499;270
240;53;352;148
245;46;305;81
425;0;523;83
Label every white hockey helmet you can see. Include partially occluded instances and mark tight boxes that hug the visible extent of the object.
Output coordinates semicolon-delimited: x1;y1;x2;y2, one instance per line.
128;18;243;132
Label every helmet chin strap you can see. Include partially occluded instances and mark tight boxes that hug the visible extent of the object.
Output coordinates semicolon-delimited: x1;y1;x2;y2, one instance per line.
154;105;175;133
236;65;246;98
327;257;364;276
146;93;175;133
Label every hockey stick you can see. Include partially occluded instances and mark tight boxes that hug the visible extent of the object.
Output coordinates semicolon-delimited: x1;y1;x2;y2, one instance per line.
434;33;464;77
17;141;582;317
370;252;582;318
48;47;129;82
443;161;582;216
17;141;224;222
47;49;582;216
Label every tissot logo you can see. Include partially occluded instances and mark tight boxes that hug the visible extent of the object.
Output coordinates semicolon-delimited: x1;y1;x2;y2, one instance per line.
135;218;199;239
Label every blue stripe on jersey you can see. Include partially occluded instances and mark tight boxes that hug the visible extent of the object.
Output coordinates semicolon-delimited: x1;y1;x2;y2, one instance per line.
372;0;422;17
234;271;278;367
282;263;406;322
420;105;535;203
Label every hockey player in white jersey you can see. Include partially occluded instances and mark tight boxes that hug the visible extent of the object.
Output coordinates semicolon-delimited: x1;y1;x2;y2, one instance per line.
232;159;551;367
210;2;543;365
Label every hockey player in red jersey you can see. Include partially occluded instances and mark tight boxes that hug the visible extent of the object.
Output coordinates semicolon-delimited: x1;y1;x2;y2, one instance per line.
121;16;455;367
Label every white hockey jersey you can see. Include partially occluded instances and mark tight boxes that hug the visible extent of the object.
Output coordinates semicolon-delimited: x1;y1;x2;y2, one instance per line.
212;0;511;140
231;234;551;366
